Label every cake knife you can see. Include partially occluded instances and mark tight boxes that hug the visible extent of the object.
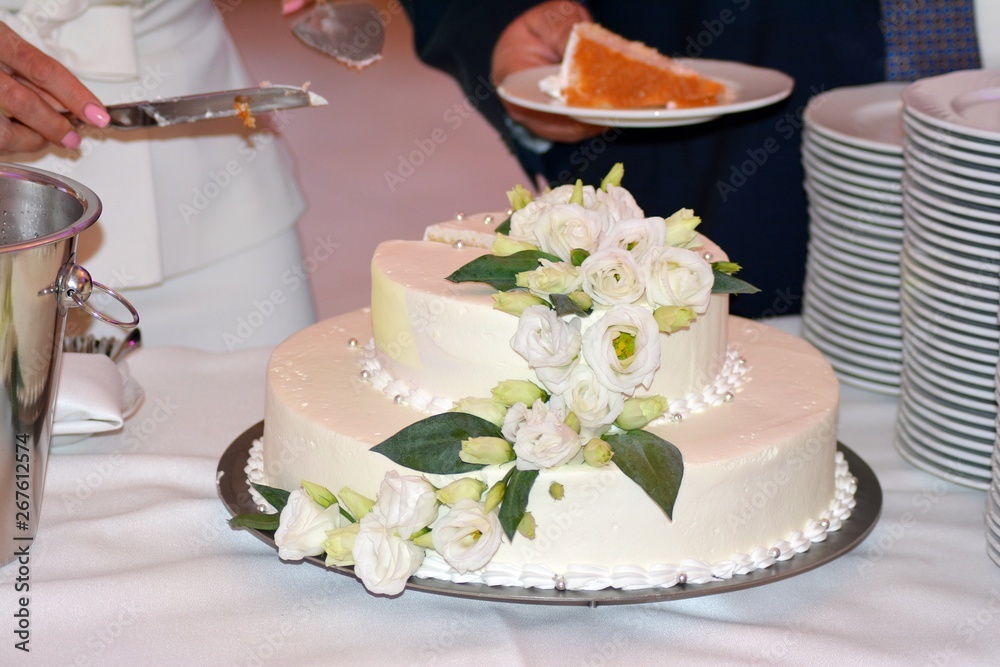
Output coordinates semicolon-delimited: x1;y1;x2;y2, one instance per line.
62;84;328;130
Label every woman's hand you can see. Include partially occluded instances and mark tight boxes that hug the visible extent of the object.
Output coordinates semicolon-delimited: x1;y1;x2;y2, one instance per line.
491;1;604;144
0;22;110;154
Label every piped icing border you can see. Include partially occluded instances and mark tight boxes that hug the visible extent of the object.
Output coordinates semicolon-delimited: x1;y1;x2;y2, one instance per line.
358;338;750;421
244;441;855;591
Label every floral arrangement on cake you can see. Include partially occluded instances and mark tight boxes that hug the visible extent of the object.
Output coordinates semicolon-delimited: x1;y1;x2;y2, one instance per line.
233;165;757;596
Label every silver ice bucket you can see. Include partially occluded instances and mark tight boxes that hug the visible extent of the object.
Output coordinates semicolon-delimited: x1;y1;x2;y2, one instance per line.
0;163;138;567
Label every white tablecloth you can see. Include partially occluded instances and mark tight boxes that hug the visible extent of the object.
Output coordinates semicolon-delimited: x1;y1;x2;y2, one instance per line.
2;333;998;666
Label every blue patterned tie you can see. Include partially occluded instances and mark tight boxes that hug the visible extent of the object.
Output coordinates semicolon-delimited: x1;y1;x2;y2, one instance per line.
881;0;982;81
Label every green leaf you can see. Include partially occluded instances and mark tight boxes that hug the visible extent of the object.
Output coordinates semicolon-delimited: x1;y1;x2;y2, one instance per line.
604;430;684;521
229;512;280;531
498;469;540;540
372;413;504;474
712;269;760;295
495;214;512;235
550;292;591;318
252;483;290;512
570;248;590;267
446;250;561;291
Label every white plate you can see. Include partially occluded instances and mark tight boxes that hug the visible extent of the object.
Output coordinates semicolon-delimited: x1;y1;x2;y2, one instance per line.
897;409;994;468
804;164;904;205
900;377;997;436
903;113;1000;158
806;260;902;313
900;289;999;353
895;416;993;481
905;221;1000;266
803;292;903;339
906;179;1000;228
809;199;904;240
895;433;989;492
904;111;1000;156
801;150;902;194
801;140;903;181
806;252;899;304
801;318;902;372
805;277;903;331
904;161;1000;211
902;336;995;390
804;178;903;215
903;346;996;404
804;127;905;168
902;69;1000;140
496;61;793;128
808;209;903;255
807;192;904;232
899;402;995;456
803;307;902;353
902;315;998;366
904;234;1000;288
809;218;902;262
808;240;901;287
904;125;1000;170
901;363;997;422
804;82;907;152
902;247;1000;304
903;200;1000;247
905;149;1000;196
900;275;999;334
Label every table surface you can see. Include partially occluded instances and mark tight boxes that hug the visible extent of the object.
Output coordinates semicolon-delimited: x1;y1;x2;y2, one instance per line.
2;322;999;666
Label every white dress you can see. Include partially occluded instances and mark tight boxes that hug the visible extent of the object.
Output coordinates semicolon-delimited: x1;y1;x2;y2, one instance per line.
1;0;316;350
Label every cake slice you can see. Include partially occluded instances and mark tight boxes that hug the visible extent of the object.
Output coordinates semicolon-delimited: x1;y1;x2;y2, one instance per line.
547;22;732;109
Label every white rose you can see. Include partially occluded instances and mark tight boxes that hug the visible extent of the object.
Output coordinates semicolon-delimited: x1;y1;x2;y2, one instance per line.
643;245;714;315
501;401;532;442
274;488;344;561
513;400;582;470
582;304;662;394
372;470;440;540
595;183;644;223
598;216;667;260
511;305;582;369
533;361;578;396
580;248;645;306
431;499;504;573
549;363;624;434
534;183;599;207
531;203;607;261
352;513;426;596
515;259;583;296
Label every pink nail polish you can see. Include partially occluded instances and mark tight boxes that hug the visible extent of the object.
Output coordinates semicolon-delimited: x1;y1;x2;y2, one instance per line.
282;0;306;15
61;130;81;149
83;103;110;128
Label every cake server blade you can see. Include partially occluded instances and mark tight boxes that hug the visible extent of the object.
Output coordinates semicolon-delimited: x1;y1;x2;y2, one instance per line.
292;1;384;69
67;85;328;130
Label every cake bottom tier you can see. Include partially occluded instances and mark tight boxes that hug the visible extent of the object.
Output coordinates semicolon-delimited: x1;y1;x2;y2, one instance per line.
262;310;844;590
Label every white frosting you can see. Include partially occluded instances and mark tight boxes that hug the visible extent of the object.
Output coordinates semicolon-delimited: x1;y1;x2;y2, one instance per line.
247;440;853;590
262;309;840;579
370;239;730;404
359;337;750;423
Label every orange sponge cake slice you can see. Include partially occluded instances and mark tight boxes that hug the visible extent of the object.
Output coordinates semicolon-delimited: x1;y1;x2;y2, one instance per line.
558;22;731;109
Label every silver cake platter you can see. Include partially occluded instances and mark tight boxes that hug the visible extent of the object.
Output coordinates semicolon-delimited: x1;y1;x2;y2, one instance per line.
217;421;882;607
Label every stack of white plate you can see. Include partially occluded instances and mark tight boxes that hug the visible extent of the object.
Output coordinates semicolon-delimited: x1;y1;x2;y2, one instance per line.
800;83;908;394
991;346;1000;567
897;70;1000;491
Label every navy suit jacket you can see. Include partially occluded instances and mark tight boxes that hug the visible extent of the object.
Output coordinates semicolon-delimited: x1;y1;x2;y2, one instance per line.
402;1;886;317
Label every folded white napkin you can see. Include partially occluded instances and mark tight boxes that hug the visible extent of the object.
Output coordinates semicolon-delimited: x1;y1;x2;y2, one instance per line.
52;353;139;445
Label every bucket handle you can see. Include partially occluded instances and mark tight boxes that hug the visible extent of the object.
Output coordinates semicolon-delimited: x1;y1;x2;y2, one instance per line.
52;263;140;329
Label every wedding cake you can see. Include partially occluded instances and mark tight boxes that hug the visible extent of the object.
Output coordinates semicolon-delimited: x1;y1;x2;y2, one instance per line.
248;167;854;596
